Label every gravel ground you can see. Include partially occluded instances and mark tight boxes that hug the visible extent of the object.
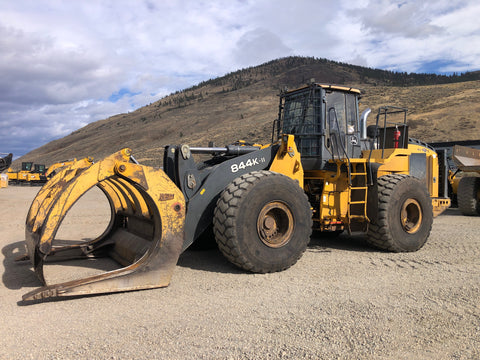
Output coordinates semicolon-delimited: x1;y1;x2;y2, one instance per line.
1;186;479;359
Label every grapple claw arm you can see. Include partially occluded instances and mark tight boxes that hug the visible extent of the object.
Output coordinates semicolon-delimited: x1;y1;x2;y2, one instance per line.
23;149;186;302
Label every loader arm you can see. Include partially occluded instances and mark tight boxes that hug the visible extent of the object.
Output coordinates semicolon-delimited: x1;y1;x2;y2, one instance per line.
163;136;302;250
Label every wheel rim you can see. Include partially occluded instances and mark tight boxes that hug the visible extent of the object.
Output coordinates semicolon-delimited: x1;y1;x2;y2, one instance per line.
401;199;422;234
257;201;294;248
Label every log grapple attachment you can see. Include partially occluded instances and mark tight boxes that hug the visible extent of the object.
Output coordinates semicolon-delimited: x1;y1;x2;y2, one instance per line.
23;149;185;301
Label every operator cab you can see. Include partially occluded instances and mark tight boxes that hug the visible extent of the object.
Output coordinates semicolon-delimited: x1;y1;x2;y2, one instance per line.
278;83;364;170
33;164;46;174
22;162;33;171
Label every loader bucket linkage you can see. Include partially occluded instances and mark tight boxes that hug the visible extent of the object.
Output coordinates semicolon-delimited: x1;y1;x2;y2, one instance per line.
22;148;185;301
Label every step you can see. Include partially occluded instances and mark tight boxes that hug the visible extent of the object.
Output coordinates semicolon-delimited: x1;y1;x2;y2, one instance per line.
349;215;367;220
350;186;368;190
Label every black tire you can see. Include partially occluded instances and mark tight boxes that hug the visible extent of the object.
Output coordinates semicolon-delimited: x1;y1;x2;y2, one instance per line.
367;174;433;252
457;177;480;216
213;170;312;273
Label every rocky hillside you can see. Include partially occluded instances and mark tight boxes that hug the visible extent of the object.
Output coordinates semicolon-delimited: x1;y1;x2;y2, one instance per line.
13;56;480;169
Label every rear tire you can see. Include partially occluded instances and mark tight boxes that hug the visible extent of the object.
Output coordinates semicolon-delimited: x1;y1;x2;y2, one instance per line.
457;176;480;216
213;170;312;273
367;174;433;252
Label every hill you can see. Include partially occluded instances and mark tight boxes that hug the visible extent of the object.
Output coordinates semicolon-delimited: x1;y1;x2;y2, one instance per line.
13;56;480;169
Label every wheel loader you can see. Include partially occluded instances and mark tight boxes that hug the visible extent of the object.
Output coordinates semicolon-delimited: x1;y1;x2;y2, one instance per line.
20;83;451;302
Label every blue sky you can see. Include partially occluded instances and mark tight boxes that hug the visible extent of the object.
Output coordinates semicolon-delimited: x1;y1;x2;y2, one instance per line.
1;0;479;158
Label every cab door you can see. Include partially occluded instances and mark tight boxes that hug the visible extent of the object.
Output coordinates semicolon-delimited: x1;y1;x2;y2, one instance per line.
325;90;360;160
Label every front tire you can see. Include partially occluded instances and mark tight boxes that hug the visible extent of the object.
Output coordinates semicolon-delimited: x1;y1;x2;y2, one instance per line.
367;174;433;252
213;171;312;273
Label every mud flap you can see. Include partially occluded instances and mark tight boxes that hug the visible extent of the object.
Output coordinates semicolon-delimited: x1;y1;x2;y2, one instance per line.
22;149;185;301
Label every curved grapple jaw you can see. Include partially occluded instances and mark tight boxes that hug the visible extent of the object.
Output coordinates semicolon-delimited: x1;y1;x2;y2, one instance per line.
23;149;185;301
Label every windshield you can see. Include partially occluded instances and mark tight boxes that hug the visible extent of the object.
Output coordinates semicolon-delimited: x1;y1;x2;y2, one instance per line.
281;87;323;158
282;89;321;136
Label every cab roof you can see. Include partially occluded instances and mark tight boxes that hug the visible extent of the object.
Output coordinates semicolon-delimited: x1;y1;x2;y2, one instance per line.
284;83;361;95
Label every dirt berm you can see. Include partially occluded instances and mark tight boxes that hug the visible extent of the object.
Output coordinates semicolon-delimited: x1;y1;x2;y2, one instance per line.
1;186;479;359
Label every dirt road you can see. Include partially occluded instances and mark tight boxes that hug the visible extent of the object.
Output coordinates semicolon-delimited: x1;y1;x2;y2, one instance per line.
1;186;479;359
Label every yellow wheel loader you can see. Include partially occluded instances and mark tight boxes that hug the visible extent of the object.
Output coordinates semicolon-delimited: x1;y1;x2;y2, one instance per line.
20;83;451;302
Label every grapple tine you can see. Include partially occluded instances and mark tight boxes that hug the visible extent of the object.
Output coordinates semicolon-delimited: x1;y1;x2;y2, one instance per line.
23;148;185;302
26;157;94;229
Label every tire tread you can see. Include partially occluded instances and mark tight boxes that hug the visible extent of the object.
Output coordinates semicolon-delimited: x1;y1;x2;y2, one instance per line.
457;177;480;216
367;174;433;252
213;170;312;273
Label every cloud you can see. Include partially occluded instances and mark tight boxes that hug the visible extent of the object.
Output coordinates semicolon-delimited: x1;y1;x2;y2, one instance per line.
351;0;445;39
233;28;292;67
0;23;121;105
336;0;480;72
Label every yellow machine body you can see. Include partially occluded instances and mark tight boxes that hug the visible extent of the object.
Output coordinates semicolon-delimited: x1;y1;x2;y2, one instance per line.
306;144;450;233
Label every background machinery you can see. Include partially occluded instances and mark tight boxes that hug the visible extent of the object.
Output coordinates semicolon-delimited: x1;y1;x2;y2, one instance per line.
0;153;12;188
7;159;92;186
21;83;450;301
8;161;36;185
452;145;480;215
430;141;480;215
28;164;48;185
0;153;12;172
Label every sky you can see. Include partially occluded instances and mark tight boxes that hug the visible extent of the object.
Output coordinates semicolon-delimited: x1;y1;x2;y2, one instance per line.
1;0;480;158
